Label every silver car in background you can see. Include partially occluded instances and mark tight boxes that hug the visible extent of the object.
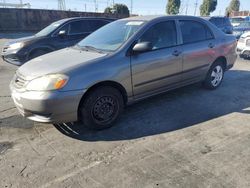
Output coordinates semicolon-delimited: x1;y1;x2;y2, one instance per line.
10;15;237;130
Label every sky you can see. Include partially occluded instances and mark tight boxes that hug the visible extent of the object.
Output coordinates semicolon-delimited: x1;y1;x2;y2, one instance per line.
3;0;250;16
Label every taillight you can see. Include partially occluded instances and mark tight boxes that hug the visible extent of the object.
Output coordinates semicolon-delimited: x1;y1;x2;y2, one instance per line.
246;39;250;46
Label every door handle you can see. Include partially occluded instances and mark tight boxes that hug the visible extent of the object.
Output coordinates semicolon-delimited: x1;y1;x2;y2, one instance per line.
172;50;182;56
208;43;215;48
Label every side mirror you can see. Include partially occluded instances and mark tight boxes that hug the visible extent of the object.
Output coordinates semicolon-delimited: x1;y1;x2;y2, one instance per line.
58;30;66;37
132;42;153;54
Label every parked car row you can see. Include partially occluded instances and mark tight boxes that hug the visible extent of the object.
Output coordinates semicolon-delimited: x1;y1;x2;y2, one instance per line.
201;16;250;43
233;21;250;39
5;15;237;130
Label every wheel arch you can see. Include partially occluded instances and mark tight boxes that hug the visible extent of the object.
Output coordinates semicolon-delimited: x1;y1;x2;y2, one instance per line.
27;46;54;60
212;56;227;70
77;80;128;119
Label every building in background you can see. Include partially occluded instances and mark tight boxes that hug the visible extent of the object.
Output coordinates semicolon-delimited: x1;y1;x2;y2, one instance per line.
230;11;250;17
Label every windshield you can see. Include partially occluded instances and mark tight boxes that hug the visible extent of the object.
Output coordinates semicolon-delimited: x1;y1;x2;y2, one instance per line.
36;19;65;37
238;22;250;27
77;20;145;52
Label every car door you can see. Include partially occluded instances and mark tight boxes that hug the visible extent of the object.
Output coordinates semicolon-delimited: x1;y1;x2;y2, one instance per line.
178;20;216;84
51;23;71;50
131;20;183;99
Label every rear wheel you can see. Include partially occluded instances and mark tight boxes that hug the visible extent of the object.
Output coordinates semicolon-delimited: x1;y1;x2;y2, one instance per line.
79;86;124;130
203;61;225;90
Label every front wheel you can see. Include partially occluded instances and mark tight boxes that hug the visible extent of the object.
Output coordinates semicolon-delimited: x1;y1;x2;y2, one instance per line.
203;62;225;90
79;86;124;130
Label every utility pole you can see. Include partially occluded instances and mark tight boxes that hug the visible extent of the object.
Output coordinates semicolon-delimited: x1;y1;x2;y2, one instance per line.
93;0;98;12
194;0;198;16
185;0;189;15
58;0;66;10
130;0;133;15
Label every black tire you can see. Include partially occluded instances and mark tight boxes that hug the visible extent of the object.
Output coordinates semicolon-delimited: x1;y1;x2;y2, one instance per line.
28;49;50;60
203;61;225;90
79;86;124;130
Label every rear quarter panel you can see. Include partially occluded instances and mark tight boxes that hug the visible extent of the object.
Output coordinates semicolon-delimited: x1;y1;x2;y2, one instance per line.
219;35;237;68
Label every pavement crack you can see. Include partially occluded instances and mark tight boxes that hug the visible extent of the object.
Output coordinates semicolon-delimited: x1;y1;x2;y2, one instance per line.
0;95;11;98
39;161;102;188
0;107;16;113
34;125;59;155
18;165;27;176
25;137;42;156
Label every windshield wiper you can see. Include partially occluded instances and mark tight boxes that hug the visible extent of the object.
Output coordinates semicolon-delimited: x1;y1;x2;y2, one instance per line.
80;45;105;54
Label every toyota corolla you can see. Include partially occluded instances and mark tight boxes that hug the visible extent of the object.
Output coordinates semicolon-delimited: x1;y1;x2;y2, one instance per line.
10;16;237;130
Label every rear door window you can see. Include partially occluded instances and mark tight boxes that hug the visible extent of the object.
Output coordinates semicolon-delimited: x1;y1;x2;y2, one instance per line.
68;20;91;35
179;20;213;44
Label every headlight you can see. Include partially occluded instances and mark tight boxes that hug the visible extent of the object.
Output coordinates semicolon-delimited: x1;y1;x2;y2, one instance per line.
8;42;24;50
26;74;69;91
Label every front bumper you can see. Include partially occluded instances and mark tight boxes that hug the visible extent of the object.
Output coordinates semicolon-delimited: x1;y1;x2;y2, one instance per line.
10;85;85;123
2;47;26;66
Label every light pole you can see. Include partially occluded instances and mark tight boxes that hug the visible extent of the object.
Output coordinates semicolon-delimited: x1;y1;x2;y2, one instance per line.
130;0;133;15
194;0;198;16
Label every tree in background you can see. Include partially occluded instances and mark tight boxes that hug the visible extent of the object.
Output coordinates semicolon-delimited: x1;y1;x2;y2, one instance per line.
104;7;112;14
200;0;217;16
104;4;130;16
225;0;240;16
166;0;181;15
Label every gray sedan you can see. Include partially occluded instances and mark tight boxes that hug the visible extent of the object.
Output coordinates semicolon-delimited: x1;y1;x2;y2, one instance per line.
10;15;237;130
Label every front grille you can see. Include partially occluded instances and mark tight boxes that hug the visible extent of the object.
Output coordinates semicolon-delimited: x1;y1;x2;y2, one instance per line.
13;72;27;89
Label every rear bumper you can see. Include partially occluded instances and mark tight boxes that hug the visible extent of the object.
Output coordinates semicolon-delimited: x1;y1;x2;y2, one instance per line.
10;85;86;123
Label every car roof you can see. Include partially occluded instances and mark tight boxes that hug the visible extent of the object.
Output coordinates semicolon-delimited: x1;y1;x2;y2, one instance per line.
122;15;209;22
59;17;116;23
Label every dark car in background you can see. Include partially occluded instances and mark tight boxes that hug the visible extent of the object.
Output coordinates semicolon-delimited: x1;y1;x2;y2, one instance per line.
203;16;233;34
1;17;114;66
233;21;250;39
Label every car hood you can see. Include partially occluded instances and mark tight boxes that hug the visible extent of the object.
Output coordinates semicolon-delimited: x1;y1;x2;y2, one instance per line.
18;47;107;80
6;35;38;46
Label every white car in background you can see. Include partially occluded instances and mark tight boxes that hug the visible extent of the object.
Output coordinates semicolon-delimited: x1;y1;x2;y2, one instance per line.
237;31;250;59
